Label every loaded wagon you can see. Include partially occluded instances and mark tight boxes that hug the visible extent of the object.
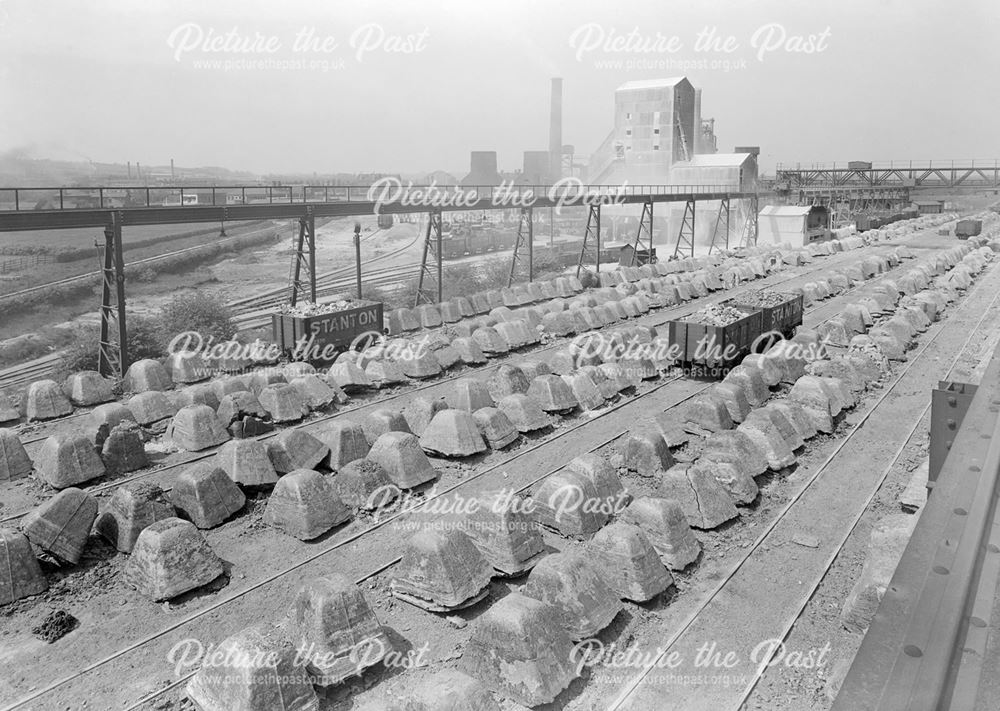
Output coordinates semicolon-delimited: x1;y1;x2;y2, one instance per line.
728;291;803;338
955;219;983;239
272;299;384;363
665;307;764;375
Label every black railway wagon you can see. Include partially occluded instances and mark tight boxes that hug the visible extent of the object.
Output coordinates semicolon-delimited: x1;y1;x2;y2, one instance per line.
272;300;384;361
728;292;803;337
665;309;764;372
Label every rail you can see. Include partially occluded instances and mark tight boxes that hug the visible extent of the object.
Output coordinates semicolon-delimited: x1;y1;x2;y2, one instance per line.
834;337;1000;710
776;159;1000;171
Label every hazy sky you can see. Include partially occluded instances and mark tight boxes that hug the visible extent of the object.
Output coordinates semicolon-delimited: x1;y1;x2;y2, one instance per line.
1;0;997;176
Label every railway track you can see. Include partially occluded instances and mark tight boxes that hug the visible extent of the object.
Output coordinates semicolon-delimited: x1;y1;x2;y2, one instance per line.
0;223;966;711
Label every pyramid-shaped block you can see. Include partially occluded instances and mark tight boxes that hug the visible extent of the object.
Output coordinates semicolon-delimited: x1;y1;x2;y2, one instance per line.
486;365;530;402
452;337;488;365
64;371;114;407
390;528;493;611
420;410;487;457
741;353;783;387
126;517;223;601
127;391;178;426
327;360;372;390
712;381;752;424
35;431;106;489
472;326;510;356
407;669;500;711
0;428;32;482
167;405;230;452
465;491;546;576
164;352;210;384
258;383;309;423
333;459;398;510
186;625;319;711
290;375;339;409
691;458;758;506
723;364;770;407
361;408;412;445
22;487;98;564
0;527;48;604
620;496;701;570
286;573;390;685
579;365;619;400
96;482;175;553
567;453;629;514
101;421;148;474
171;462;246;528
264;469;350;540
527;375;578;413
216;390;268;425
738;413;797;470
248;369;287;394
398;349;442;379
658;463;739;529
364;357;407;388
402;397;449;437
25;379;73;421
174;383;221;410
0;392;18;425
267;429;329;474
702;429;770;479
447;378;494;412
216;439;278;486
123;359;173;393
590;522;673;602
561;372;604;411
624;429;675;476
598;362;635;392
523;550;622;640
497;394;551;433
318;420;370;470
472;407;519;449
367;431;437;489
460;593;577;707
532;469;609;537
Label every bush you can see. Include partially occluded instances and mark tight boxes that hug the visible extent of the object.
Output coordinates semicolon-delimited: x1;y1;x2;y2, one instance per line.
158;291;237;348
59;314;165;375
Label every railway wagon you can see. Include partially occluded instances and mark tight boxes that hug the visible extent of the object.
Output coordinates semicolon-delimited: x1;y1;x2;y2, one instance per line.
665;309;764;372
272;299;384;361
728;292;803;337
955;219;982;239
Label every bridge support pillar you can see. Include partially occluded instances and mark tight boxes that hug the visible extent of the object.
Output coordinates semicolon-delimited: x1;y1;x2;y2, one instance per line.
576;203;602;278
740;193;759;248
290;209;316;306
630;200;654;266
97;212;127;379
672;198;696;259
508;207;534;286
415;209;443;305
708;197;731;254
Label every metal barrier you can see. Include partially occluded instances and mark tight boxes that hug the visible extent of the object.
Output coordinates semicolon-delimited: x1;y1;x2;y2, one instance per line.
834;339;1000;710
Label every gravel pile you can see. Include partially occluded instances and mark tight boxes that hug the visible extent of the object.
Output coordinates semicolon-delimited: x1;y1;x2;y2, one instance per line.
277;300;359;317
688;304;750;326
732;290;794;307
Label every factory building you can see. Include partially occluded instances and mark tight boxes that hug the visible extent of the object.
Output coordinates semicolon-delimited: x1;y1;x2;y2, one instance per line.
757;205;831;247
668;153;758;192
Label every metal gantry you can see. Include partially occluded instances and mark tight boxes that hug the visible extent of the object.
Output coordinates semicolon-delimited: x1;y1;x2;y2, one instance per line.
739;193;760;248
708;197;731;254
507;207;534;286
575;204;602;278
289;209;317;307
97;212;127;379
415;209;444;305
672;198;696;259
629;200;654;266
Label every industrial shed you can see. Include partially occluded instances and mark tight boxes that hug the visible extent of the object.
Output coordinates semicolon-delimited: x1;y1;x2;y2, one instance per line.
914;199;944;214
757;205;830;247
668;152;758;191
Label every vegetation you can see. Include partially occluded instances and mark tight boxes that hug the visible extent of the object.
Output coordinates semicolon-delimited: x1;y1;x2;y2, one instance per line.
58;315;166;375
158;291;237;346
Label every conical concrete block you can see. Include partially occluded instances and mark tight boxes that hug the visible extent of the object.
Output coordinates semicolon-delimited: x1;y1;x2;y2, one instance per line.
96;482;175;553
590;522;673;602
758;403;805;450
387;307;421;334
738;413;796;470
624;429;675;476
516;360;552;380
35;432;105;489
420;410;487;457
567;453;629;514
0;428;32;482
361;408;411;445
290;375;338;410
123;359;173;393
164;352;210;384
281;362;316;380
126;517;224;601
101;421;148;474
683;391;733;434
333;459;398;510
391;527;493;610
497;394;551;433
548;349;579;376
248;369;287;395
216;391;269;434
265;469;350;540
789;376;839;433
486;365;530;402
724;364;769;407
415;304;443;328
460;592;577;706
63;371;114;407
0;392;18;425
367;431;437;488
620;496;701;570
318;421;370;470
172;462;246;528
472;326;510;356
452;337;487;365
174;383;221;411
127;391;178;426
532;469;609;537
167;405;230;451
763;340;808;384
0;528;47;604
22;487;98;564
527;375;577;414
465;491;546;576
327;360;372;390
808;358;866;395
523;549;622;640
398;348;442;379
578;365;618;401
768;400;818;442
447;378;495;412
690;458;758;506
402;397;449;437
258;383;309;423
406;669;499;711
186;624;320;711
561;372;604;411
286;573;389;685
658;463;739;529
430;343;461;370
472;407;519;449
713;381;752;424
216;439;278;487
25;379;73;421
598;362;635;392
365;358;407;388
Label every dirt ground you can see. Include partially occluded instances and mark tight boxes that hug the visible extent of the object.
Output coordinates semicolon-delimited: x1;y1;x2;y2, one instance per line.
0;221;992;711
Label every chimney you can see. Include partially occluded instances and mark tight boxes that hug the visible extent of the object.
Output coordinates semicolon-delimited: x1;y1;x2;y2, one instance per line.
549;78;563;183
127;161;131;179
170;158;175;179
693;88;703;155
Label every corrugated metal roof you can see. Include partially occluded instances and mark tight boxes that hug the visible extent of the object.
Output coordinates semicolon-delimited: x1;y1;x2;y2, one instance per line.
759;205;812;217
674;153;754;169
913;200;944;206
617;77;685;91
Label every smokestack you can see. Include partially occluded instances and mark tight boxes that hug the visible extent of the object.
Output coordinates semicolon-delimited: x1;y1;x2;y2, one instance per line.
170;158;175;179
127;161;131;179
549;78;563;183
693;89;703;155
